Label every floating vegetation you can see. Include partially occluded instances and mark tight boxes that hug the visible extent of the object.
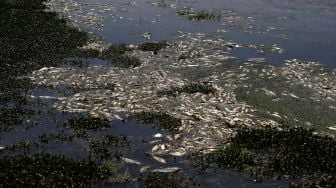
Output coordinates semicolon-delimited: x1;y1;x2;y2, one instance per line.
234;127;336;177
134;112;182;130
138;41;168;54
235;71;336;130
89;135;130;161
38;132;75;143
68;116;111;131
0;77;31;104
158;83;216;96
102;44;130;56
0;0;88;109
71;48;101;58
140;171;188;188
0;153;127;187
191;127;336;186
0;108;34;132
190;145;254;171
108;54;141;68
176;8;220;21
4;140;40;155
0;0;46;10
101;44;141;68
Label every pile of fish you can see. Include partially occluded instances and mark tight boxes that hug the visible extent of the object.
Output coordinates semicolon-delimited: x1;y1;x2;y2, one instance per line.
45;0;116;31
282;59;336;100
31;33;279;156
37;0;335;161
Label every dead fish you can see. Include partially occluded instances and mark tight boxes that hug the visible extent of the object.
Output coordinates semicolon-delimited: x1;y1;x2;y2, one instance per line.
151;155;166;163
0;145;5;150
169;151;186;157
151;145;160;152
140;166;151;173
151;167;180;173
121;157;142;165
328;126;336;131
142;32;151;40
153;133;162;138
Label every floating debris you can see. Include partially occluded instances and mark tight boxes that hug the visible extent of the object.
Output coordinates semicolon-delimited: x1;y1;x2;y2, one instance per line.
176;8;221;21
247;57;266;63
328;126;336;131
151;155;167;163
121;157;142;165
153;133;163;138
151;167;180;173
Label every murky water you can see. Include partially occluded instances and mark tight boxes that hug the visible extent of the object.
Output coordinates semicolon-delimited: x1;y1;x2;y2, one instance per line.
2;0;335;187
56;0;336;65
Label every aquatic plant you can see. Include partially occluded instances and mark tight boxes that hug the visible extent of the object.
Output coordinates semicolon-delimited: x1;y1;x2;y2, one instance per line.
140;172;187;188
0;0;46;10
89;135;130;161
38;133;75;144
108;54;141;68
0;153;125;187
0;108;34;132
102;44;130;56
235;73;336;130
176;8;220;21
158;83;216;96
191;126;336;186
190;145;254;171
72;48;101;58
138;41;168;54
234;127;336;177
68;116;111;130
134;112;182;130
0;0;88;106
101;44;141;68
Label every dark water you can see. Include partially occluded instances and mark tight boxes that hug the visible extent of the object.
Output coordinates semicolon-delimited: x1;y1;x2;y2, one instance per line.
0;89;293;187
77;0;336;65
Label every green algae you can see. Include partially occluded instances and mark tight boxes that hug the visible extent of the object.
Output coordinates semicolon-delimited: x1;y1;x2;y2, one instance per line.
134;112;182;130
